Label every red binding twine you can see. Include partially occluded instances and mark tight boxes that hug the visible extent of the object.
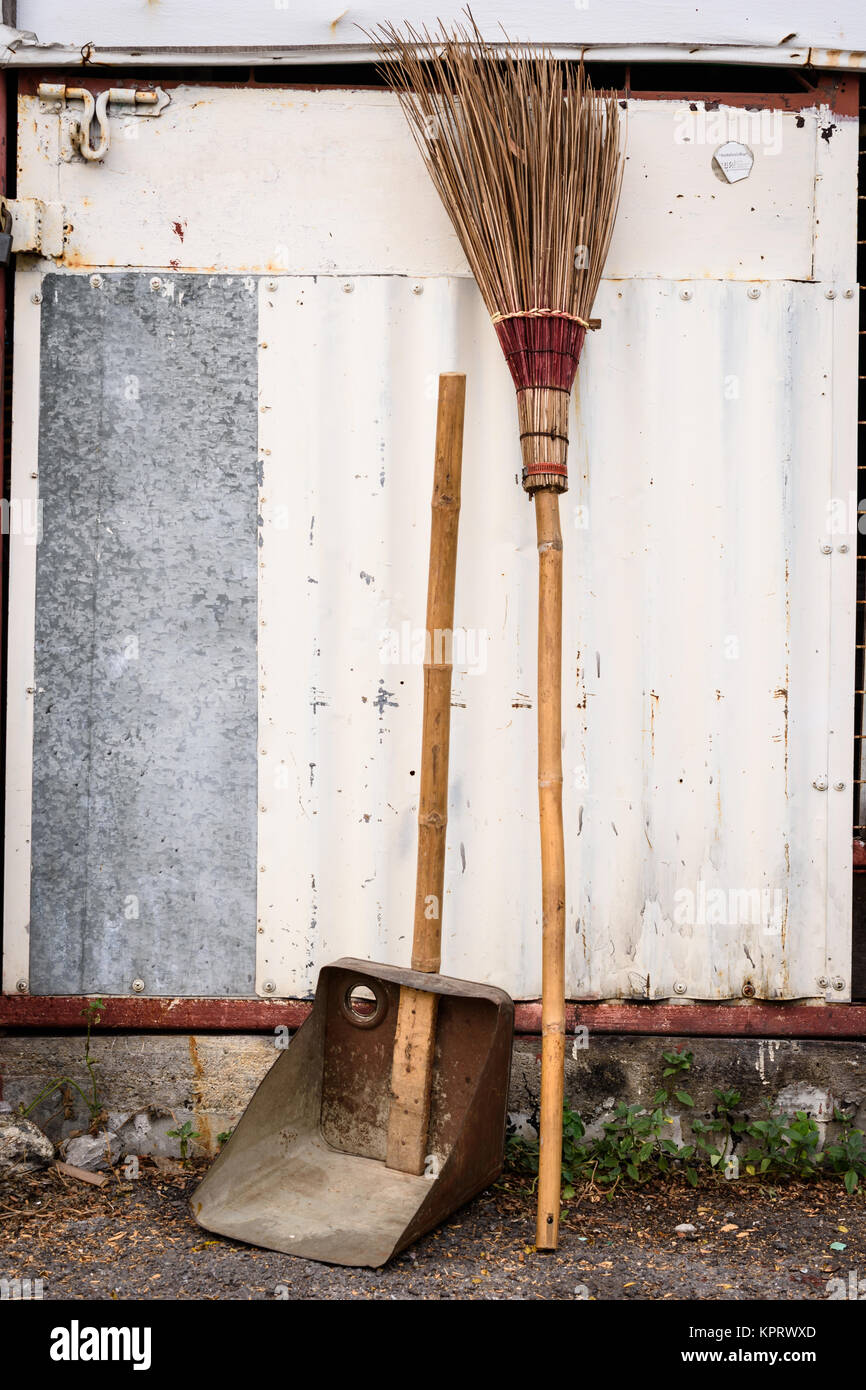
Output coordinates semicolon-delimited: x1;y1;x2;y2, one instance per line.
493;309;587;394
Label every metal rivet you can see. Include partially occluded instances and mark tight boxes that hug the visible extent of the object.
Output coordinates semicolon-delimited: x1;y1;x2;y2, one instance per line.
742;981;756;998
131;978;145;993
16;979;28;993
817;976;830;989
844;288;855;299
150;277;161;291
30;292;42;305
25;685;36;694
825;288;836;300
832;977;845;991
259;865;266;872
820;543;833;554
266;279;278;292
813;776;828;791
89;274;103;289
834;781;846;791
673;981;687;995
30;471;38;480
342;282;354;294
679;288;693;301
412;283;424;295
262;980;276;994
747;286;761;300
838;543;849;553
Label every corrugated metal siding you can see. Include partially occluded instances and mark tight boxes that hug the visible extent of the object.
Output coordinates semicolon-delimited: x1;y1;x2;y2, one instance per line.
256;274;854;1001
2;82;857;1002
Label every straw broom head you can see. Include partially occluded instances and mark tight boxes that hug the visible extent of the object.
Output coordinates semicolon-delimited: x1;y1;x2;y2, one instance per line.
373;13;624;492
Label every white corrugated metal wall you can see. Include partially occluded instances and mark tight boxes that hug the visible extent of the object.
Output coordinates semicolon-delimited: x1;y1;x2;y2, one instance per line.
2;85;858;1000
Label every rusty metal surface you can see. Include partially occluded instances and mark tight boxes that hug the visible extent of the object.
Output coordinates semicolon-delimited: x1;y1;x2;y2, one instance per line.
2;992;866;1037
192;959;514;1266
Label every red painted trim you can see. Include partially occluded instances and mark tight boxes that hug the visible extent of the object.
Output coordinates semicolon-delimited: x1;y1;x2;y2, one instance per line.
626;74;857;117
1;994;864;1039
0;995;311;1030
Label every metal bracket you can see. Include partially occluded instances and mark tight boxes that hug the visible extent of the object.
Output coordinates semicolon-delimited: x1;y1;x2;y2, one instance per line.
0;196;65;258
37;83;170;164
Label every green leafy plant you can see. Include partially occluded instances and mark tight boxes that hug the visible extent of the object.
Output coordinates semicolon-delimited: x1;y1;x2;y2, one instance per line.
166;1119;201;1162
22;998;106;1126
821;1109;866;1193
216;1129;234;1149
505;1048;866;1197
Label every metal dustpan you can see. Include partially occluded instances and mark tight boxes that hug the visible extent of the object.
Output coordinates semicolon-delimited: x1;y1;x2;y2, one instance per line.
192;376;514;1267
191;957;513;1267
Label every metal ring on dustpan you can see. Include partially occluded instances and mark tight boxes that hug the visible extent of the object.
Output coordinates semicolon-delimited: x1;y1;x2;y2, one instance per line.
340;978;390;1029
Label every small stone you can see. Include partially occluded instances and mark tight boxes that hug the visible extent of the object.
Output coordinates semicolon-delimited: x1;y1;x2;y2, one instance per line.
62;1130;122;1172
675;1223;698;1238
721;1223;738;1233
0;1112;55;1175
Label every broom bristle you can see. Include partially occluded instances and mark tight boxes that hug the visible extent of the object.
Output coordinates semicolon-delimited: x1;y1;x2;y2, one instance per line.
372;13;624;492
372;14;623;325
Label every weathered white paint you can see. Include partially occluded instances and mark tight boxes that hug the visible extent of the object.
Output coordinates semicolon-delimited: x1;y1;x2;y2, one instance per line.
2;82;858;1001
15;90;855;283
253;273;855;1001
1;270;41;995
12;0;866;57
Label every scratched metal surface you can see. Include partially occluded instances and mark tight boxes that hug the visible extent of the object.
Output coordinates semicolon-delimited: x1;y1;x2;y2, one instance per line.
257;275;854;1001
29;273;259;995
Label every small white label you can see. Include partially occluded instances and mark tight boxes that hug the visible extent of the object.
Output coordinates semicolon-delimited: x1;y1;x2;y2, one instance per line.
713;141;754;184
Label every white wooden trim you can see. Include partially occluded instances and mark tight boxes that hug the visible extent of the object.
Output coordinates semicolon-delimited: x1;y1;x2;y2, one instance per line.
1;268;42;994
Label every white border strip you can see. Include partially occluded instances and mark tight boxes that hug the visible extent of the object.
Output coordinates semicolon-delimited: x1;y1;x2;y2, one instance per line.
2;267;42;994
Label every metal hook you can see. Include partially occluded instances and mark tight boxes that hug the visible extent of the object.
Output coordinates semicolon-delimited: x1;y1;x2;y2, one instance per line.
77;89;111;162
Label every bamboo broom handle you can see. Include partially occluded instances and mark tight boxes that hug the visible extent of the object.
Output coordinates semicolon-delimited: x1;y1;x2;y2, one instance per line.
534;486;566;1251
386;373;465;1176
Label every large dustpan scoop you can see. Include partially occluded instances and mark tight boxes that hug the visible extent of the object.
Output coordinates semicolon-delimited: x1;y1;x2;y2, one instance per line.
192;375;514;1268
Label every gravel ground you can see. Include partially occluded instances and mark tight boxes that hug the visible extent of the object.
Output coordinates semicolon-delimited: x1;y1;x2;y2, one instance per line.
1;1160;863;1300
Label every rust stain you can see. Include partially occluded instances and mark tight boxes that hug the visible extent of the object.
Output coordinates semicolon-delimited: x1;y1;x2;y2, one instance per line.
187;1036;214;1156
171;219;187;242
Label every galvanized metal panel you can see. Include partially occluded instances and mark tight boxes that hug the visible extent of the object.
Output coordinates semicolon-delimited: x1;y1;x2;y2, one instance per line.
16;89;845;282
257;274;854;1001
26;272;259;995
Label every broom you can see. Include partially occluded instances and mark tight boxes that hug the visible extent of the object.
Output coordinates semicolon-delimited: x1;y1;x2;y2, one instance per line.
374;14;623;1249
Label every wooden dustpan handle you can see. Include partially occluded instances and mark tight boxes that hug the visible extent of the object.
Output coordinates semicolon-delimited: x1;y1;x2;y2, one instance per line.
386;373;465;1175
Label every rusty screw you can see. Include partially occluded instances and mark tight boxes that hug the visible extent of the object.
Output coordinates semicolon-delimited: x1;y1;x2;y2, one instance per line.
673;981;687;995
15;979;27;993
742;981;756;998
262;980;276;994
832;978;845;991
817;975;830;989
